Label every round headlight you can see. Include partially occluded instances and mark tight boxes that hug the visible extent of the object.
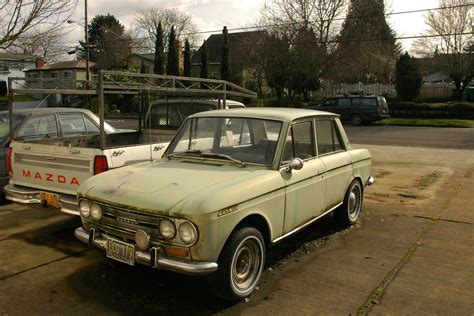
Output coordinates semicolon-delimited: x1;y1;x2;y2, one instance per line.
90;203;102;221
79;200;91;218
178;222;197;245
135;229;150;251
159;219;176;240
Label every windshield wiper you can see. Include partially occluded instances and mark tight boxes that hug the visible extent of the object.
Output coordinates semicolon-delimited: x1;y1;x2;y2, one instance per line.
200;152;245;166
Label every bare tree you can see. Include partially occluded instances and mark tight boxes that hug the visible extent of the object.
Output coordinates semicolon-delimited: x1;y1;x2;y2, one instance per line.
413;0;473;100
135;8;198;49
260;0;346;50
9;27;67;62
256;0;346;100
0;0;77;49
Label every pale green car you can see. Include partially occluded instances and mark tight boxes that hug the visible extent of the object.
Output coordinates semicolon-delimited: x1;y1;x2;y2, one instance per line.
75;108;373;300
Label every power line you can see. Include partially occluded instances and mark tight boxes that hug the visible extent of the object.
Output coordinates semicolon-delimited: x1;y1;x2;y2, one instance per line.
181;3;474;37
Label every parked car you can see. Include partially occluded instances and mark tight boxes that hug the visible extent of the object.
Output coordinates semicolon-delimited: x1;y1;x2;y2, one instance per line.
0;108;120;201
74;108;374;301
306;95;390;125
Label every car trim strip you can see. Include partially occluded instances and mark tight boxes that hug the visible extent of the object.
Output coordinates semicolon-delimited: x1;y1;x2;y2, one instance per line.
272;202;343;244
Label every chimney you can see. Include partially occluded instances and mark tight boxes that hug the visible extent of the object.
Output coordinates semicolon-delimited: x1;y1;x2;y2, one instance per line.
35;58;44;69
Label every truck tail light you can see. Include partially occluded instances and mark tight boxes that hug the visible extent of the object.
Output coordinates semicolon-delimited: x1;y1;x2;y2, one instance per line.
7;147;12;175
94;155;108;175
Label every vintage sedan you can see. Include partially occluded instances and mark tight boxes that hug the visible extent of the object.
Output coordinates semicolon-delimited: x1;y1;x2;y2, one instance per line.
74;108;374;300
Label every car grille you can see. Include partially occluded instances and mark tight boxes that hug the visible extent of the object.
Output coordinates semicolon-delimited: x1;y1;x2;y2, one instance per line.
91;203;164;245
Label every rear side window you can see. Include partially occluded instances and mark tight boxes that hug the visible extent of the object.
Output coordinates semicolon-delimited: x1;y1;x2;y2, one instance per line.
282;121;315;162
59;113;87;136
148;103;214;129
17;115;58;140
352;98;377;107
315;120;344;155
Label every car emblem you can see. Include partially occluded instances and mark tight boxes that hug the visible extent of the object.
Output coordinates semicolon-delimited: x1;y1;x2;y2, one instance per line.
116;216;139;225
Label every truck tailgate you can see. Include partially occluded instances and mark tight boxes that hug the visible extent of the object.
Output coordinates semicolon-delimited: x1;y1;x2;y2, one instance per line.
10;142;101;196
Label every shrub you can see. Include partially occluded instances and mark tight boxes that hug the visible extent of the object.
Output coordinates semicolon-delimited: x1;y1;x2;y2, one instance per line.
388;102;474;119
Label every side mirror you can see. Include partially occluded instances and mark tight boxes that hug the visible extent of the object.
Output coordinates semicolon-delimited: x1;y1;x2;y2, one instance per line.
286;158;304;173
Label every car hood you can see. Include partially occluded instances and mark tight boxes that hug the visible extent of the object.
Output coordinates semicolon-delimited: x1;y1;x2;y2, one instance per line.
78;159;273;216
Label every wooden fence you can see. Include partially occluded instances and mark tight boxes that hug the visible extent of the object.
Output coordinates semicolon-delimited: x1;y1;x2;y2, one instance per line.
312;83;454;102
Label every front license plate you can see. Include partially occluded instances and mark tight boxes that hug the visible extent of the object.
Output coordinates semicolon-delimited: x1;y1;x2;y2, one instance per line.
106;239;135;266
40;192;60;208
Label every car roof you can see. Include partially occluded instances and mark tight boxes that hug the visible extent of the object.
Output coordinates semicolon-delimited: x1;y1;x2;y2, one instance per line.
0;107;92;116
149;99;245;107
189;107;338;122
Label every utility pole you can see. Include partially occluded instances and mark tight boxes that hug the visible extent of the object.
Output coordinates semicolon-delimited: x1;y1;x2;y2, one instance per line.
84;0;91;109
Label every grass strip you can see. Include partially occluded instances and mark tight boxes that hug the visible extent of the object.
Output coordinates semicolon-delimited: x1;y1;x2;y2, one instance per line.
375;118;474;128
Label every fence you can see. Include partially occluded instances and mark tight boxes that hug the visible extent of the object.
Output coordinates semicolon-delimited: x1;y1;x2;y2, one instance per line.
313;83;454;102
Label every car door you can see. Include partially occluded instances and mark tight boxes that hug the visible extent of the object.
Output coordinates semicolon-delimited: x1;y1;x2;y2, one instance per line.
315;119;353;210
281;119;326;234
336;97;351;121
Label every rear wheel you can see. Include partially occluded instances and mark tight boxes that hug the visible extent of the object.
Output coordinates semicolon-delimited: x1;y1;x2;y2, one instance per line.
334;180;363;227
209;227;265;301
351;114;363;126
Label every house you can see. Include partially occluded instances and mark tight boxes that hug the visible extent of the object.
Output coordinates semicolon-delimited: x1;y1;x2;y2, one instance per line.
0;52;38;89
25;60;96;106
191;30;265;88
128;47;183;74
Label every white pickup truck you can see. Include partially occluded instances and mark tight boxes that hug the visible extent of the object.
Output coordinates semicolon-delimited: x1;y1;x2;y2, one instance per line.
4;99;246;215
4;71;255;215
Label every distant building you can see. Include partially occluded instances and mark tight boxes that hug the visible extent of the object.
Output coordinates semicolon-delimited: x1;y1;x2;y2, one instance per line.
0;52;38;89
191;30;265;88
129;45;183;75
25;60;96;106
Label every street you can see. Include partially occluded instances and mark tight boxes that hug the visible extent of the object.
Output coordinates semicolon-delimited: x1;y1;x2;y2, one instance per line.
0;125;473;315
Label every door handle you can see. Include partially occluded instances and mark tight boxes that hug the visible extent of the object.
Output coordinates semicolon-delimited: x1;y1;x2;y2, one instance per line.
43;156;55;161
70;149;80;154
23;145;30;150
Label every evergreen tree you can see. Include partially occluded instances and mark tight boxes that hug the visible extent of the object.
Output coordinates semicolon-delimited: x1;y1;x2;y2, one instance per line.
220;26;231;81
200;40;209;79
395;52;422;101
336;0;400;83
154;22;164;75
167;26;179;76
183;38;191;77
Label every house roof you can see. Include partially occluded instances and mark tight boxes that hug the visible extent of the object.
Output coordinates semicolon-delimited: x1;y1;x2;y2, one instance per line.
26;60;96;71
191;30;265;65
0;52;37;62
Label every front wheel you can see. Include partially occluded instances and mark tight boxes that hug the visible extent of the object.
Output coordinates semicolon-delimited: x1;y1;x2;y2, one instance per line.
334;180;363;227
209;227;265;301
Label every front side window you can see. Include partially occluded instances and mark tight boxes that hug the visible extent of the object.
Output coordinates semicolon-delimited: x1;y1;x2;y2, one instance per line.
315;119;344;155
282;121;315;163
17;115;58;140
322;99;337;106
166;117;282;165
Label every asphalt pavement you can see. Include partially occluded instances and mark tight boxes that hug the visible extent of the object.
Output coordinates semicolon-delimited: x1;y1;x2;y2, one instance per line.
0;125;473;315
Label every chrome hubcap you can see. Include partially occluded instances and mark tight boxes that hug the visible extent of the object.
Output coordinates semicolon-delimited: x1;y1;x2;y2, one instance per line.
231;237;262;294
348;185;361;220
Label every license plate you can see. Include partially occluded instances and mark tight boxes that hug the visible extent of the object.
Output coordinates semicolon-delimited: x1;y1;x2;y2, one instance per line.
40;192;60;208
106;239;135;266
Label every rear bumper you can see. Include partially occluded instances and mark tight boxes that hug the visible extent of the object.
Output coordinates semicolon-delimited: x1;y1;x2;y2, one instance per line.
3;184;79;215
75;227;218;275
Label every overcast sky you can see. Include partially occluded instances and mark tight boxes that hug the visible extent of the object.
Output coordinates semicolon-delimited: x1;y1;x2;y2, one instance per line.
64;0;440;54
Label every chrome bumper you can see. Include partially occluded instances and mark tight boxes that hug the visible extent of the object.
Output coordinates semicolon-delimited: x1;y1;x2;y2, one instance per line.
4;184;79;215
74;227;218;275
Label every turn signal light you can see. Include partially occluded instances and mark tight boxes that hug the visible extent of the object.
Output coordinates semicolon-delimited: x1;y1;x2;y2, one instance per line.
7;147;12;175
165;247;189;258
94;155;108;175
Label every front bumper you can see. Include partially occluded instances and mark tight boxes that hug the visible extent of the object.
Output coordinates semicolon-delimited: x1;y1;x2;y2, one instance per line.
4;184;79;215
74;227;218;275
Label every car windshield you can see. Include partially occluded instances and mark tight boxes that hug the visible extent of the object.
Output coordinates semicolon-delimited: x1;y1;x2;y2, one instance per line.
0;114;24;143
165;117;283;165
